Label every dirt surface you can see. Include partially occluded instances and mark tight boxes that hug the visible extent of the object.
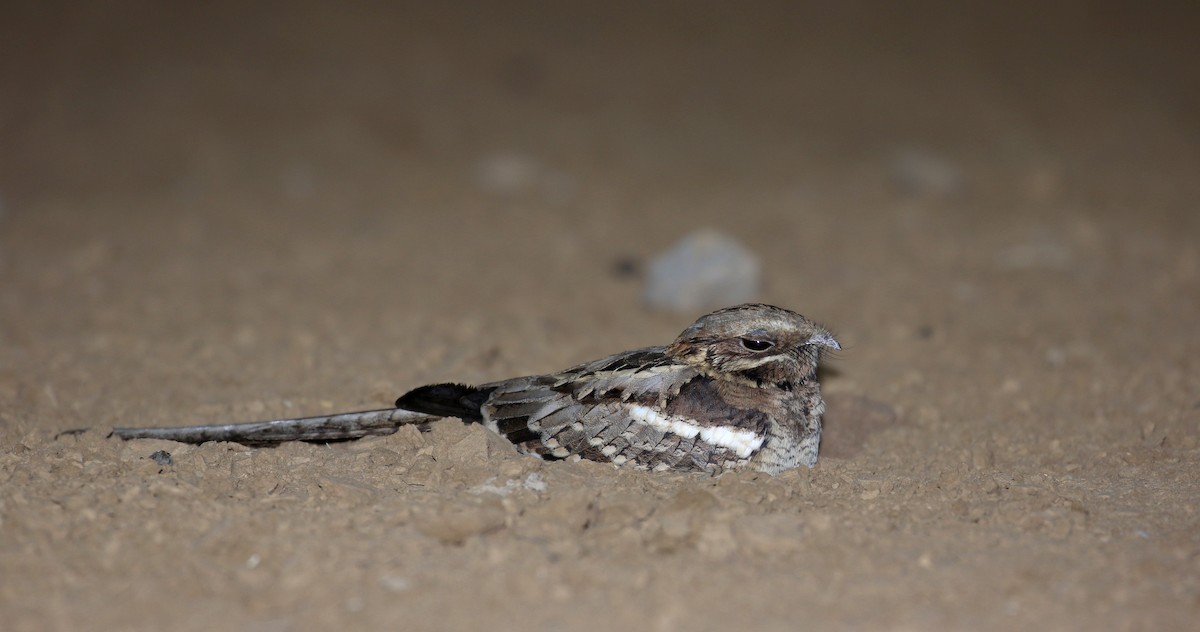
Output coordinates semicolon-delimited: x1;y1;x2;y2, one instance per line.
2;2;1199;630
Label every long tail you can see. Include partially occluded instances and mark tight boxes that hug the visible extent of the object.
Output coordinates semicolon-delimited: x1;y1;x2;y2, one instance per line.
110;408;437;446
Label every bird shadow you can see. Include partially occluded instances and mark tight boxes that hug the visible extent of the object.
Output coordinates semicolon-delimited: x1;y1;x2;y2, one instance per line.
819;393;902;459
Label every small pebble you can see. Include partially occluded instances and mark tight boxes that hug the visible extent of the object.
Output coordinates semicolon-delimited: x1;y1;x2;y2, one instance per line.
611;256;641;279
475;152;539;193
643;230;761;312
891;147;962;196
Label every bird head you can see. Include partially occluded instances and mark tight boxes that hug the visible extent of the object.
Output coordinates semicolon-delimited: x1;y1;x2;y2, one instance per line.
666;304;840;389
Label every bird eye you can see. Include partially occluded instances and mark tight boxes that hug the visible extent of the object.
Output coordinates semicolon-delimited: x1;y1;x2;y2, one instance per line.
740;338;774;351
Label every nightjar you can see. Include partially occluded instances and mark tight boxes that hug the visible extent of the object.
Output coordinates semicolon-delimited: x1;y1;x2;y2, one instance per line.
111;303;839;475
397;303;839;474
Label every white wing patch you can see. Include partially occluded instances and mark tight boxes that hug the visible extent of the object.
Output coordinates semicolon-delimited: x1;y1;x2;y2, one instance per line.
628;404;764;458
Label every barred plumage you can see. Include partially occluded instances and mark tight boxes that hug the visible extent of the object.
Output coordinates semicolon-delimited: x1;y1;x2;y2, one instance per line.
396;303;839;474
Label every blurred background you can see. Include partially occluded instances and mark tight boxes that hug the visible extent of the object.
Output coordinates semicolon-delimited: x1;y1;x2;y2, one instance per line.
3;0;1197;411
2;2;1199;629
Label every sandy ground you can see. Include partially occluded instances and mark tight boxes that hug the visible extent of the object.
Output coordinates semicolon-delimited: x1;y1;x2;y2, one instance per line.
2;2;1199;630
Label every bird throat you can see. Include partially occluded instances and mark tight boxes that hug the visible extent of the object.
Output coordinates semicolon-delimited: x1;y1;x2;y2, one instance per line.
730;362;811;392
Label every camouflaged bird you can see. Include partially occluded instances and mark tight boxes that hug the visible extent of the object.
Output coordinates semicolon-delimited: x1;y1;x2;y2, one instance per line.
112;304;839;474
397;303;839;474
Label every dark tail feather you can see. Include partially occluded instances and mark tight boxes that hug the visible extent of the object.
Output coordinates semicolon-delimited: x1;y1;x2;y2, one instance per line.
395;383;492;421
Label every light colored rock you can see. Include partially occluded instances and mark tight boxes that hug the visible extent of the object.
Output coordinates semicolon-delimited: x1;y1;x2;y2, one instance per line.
891;147;963;196
643;229;761;312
